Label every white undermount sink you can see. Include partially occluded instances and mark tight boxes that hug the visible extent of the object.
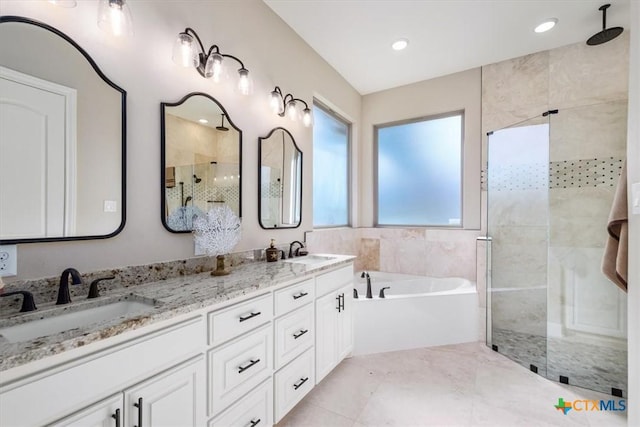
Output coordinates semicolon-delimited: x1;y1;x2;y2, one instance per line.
284;254;337;265
0;299;158;343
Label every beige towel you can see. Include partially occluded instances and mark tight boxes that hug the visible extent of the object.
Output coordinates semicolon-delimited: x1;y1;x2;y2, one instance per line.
602;161;628;292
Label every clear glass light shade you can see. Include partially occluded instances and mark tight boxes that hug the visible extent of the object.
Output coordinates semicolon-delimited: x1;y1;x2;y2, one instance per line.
204;53;224;81
172;33;198;68
97;0;133;37
48;0;77;7
286;100;298;121
302;108;313;127
270;91;282;114
237;68;253;95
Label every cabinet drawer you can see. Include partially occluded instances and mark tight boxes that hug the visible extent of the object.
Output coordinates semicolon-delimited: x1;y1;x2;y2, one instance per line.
208;293;272;346
274;278;314;317
208;325;273;417
274;303;314;369
274;348;315;423
209;379;272;427
316;265;353;297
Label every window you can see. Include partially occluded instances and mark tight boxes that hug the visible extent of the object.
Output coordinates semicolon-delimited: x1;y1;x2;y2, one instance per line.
313;102;350;227
375;112;462;226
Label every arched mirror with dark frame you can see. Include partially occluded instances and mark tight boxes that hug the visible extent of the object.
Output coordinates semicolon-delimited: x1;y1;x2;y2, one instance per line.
259;127;302;229
0;16;126;244
161;92;242;233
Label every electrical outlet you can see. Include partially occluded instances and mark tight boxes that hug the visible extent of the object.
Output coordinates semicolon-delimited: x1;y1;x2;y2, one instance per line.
104;200;117;213
0;245;17;277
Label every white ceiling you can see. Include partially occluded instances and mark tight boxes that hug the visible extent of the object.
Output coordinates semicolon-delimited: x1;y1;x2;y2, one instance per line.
264;0;631;95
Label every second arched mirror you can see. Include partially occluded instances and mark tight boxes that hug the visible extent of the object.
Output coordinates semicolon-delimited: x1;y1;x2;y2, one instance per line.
259;127;302;229
161;93;242;233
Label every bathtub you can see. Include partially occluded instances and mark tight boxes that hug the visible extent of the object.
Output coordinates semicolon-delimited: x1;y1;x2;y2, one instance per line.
353;271;478;356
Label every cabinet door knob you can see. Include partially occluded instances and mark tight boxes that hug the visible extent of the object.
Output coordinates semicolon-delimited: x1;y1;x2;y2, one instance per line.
133;397;143;427
239;311;261;322
111;408;121;427
238;358;261;373
293;376;309;390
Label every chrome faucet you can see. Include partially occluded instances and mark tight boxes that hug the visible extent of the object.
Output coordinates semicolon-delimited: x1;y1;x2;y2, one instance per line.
0;290;37;312
288;240;305;258
57;268;83;305
361;271;372;299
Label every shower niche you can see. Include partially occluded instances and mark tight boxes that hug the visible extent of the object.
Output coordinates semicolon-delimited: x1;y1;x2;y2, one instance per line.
485;100;628;396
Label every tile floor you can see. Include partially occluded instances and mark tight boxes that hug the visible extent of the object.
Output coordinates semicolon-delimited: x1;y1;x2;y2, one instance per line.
276;342;627;427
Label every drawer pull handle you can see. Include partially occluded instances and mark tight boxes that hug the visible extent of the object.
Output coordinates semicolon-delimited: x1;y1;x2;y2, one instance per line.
293;291;308;300
238;358;261;373
112;408;121;427
239;311;261;322
339;293;345;311
336;295;341;312
293;329;309;339
248;418;261;427
293;377;309;390
133;397;143;427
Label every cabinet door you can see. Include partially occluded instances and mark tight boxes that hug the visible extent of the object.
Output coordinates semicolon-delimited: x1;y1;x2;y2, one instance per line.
315;290;339;383
124;356;204;427
50;394;123;427
337;284;353;361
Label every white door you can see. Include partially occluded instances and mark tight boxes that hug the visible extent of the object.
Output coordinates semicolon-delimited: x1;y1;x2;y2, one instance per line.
124;357;204;427
337;284;353;361
0;66;75;239
315;291;339;383
50;394;123;427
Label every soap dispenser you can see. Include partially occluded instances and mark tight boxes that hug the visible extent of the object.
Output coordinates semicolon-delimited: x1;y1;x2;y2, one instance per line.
265;239;279;262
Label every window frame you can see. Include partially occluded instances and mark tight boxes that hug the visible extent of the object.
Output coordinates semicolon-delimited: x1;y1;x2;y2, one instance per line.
312;100;352;228
373;110;465;228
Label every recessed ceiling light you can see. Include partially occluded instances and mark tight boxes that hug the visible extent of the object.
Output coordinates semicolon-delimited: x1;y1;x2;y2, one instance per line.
534;18;558;33
198;118;208;124
391;38;409;51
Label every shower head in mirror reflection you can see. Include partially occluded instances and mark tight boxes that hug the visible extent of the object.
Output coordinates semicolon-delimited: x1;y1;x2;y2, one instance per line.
172;27;253;95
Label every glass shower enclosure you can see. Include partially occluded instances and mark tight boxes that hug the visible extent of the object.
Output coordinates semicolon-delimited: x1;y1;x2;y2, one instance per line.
486;100;628;396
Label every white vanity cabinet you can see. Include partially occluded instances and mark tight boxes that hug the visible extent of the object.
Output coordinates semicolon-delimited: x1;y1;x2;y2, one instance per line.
315;266;354;383
272;279;316;423
50;394;123;427
52;356;204;427
0;316;205;427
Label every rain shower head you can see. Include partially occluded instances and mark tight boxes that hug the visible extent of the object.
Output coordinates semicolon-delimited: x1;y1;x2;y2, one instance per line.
587;4;624;46
216;114;229;132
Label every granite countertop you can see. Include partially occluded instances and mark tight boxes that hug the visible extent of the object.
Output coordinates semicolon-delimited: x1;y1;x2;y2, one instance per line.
0;254;355;373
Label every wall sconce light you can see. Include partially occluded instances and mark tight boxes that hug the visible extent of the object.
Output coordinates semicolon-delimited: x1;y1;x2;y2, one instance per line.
269;86;313;127
97;0;133;37
172;28;253;95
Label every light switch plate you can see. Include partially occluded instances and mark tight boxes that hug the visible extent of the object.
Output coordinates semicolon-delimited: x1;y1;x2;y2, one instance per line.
103;200;117;213
632;182;640;215
0;245;17;277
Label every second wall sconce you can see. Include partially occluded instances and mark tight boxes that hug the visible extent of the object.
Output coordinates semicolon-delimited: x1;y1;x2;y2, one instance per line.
172;27;253;95
269;86;313;127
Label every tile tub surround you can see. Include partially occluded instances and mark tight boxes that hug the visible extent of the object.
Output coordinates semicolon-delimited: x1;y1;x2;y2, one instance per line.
0;253;355;372
306;228;481;281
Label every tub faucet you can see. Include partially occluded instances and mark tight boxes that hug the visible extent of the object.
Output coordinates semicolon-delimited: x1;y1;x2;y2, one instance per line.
361;271;372;299
57;268;83;305
0;290;37;312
